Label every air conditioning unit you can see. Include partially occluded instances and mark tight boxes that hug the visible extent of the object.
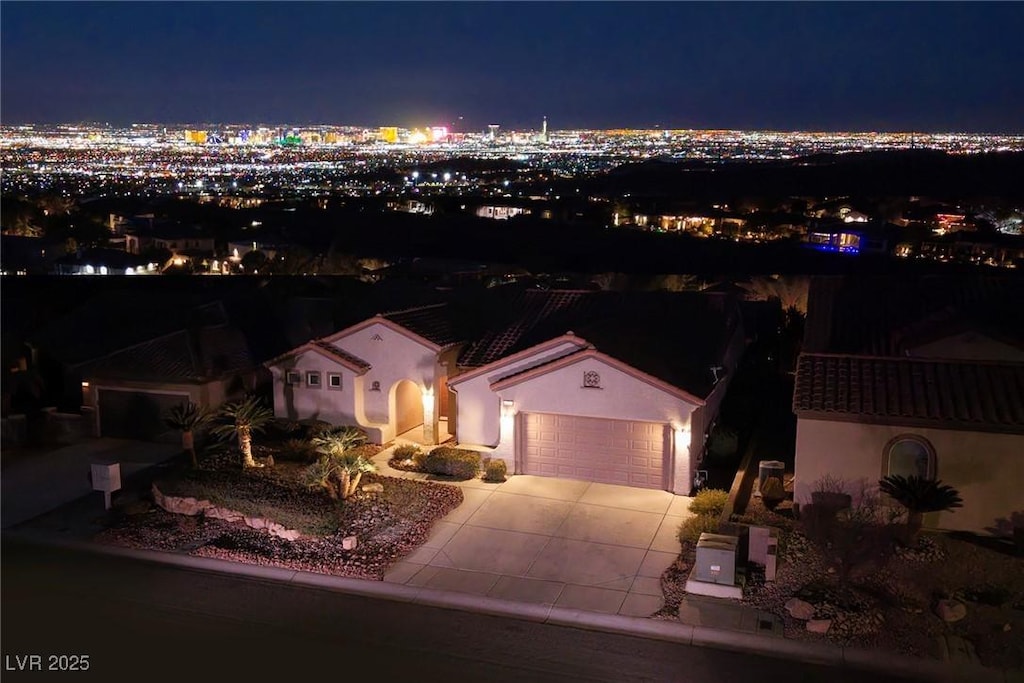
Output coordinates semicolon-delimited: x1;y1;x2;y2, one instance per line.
693;532;738;585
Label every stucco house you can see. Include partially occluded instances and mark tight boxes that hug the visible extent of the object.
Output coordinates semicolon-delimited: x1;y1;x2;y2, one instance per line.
267;290;746;494
266;303;461;445
793;276;1024;534
77;302;264;441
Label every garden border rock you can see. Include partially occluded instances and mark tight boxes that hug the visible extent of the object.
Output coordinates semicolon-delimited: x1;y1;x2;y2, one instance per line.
151;483;302;541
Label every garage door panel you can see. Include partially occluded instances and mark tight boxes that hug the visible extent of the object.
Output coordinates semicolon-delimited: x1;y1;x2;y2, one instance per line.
98;389;184;441
521;413;667;490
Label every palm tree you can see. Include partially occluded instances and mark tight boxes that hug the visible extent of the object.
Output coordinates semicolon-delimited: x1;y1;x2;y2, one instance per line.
211;397;275;468
164;401;212;468
879;475;964;545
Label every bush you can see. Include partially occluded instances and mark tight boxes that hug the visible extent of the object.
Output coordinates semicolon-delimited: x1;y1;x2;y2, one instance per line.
421;447;481;480
707;427;739;459
277;438;318;463
678;513;721;546
483;458;507;482
392;444;422;461
689;488;729;517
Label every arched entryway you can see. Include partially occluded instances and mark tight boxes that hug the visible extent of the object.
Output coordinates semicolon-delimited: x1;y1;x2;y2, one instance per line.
393;379;424;436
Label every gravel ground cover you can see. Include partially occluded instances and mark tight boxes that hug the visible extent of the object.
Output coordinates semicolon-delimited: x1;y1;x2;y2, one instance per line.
95;447;464;580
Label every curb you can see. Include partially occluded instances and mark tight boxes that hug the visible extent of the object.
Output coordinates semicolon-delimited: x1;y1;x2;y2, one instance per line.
4;530;1014;683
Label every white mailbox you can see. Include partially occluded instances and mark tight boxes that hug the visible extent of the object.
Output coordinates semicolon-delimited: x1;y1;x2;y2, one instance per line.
91;462;122;509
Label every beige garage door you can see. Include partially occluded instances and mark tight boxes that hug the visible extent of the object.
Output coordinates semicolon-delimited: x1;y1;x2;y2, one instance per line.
521;413;667;489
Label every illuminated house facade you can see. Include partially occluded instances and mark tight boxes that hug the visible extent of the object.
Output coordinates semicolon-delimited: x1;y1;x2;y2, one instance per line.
266;291;746;494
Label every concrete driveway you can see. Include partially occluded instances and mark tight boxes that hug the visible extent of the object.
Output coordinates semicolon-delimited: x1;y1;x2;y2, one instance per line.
376;452;694;618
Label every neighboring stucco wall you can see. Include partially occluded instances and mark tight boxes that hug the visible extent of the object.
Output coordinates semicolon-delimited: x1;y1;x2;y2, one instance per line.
795;418;1024;534
451;340;584;447
269;349;358;427
908;333;1024;363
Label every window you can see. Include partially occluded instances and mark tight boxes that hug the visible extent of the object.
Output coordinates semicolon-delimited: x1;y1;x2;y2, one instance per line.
285;371;301;386
328;373;343;390
306;371;321;388
885;435;935;479
583;370;602;388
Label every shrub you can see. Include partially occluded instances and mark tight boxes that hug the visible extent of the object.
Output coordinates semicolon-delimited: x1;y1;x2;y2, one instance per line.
689;488;729;517
422;447;481;480
678;513;721;546
277;438;317;463
483;458;508;482
392;444;422;461
707;427;739;459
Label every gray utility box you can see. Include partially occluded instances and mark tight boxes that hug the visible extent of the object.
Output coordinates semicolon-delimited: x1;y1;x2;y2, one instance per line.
694;532;739;585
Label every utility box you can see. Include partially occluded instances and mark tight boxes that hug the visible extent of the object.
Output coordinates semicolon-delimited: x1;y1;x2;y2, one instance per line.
757;460;785;495
748;526;779;581
694;532;738;585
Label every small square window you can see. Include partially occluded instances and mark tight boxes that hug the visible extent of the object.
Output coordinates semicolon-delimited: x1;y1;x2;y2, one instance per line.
328;373;343;390
370;380;381;392
306;371;321;388
286;371;301;386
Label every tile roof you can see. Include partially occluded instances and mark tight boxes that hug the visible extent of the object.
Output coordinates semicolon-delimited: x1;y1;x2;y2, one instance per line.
458;289;741;398
804;275;1024;356
310;341;371;370
76;324;254;382
794;354;1024;434
382;303;462;348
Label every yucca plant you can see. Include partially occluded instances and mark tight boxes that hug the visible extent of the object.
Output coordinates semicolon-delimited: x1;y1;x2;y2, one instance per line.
302;451;377;500
164;401;213;468
879;475;963;545
211;397;275;468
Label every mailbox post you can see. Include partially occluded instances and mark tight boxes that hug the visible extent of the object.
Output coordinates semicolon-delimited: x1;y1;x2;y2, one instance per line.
91;462;122;510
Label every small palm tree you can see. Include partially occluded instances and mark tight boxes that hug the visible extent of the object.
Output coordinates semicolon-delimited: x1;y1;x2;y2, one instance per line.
879;475;963;545
311;426;368;456
211;397;275;468
302;451;377;500
164;401;213;468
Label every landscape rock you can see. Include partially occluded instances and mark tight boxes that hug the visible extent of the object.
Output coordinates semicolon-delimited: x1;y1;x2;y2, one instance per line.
362;483;385;493
935;599;967;623
806;619;832;634
785;598;815;620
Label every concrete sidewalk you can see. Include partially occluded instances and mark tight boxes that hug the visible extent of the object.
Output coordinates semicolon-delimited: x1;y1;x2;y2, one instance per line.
1;437;180;528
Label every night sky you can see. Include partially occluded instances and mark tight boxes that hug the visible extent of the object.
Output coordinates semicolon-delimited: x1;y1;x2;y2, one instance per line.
2;2;1022;133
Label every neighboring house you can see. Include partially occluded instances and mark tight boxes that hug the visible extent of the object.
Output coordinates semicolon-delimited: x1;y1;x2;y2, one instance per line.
53;248;155;275
267;290;746;494
793;276;1024;534
75;305;263;441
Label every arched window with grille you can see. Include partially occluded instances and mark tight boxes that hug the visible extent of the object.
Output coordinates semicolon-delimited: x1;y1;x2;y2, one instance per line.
884;434;936;479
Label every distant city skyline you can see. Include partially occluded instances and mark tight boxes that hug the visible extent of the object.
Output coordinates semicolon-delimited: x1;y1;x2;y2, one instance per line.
2;3;1023;133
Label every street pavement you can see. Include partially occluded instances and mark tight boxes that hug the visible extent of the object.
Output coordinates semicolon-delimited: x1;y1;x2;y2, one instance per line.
2;537;930;683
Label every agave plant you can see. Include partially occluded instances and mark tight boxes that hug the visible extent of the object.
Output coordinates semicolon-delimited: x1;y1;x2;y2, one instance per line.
879;475;963;545
164;401;213;468
210;397;275;468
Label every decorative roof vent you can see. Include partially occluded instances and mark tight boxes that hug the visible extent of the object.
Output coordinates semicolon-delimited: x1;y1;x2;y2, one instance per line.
371;333;383;342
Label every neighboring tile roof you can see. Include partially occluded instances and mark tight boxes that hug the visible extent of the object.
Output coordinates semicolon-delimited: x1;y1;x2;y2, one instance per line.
382;303;461;348
794;354;1024;434
310;341;371;370
76;324;254;382
803;275;1024;356
458;289;741;398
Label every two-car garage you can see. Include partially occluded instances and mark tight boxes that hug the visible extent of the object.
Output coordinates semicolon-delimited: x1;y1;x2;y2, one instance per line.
96;387;187;441
520;413;669;490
